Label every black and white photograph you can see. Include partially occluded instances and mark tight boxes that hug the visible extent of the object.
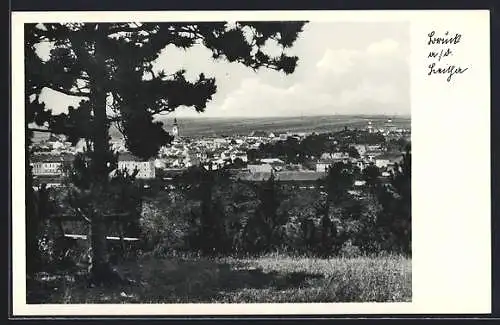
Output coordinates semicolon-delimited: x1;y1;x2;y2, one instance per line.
22;19;413;305
10;7;493;317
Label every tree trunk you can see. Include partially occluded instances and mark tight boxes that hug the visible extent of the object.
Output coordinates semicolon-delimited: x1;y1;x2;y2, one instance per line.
89;211;112;283
88;25;115;284
88;88;114;283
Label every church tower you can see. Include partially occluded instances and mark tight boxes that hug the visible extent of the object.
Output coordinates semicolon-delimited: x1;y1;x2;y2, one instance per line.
172;118;179;138
367;120;373;133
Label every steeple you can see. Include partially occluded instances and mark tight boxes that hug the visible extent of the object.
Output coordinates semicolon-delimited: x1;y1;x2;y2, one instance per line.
367;120;373;133
172;118;179;137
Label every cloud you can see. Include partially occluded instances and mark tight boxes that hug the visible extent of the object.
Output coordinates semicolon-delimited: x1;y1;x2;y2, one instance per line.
316;49;358;76
367;38;400;56
203;37;410;117
316;38;404;75
36;23;410;118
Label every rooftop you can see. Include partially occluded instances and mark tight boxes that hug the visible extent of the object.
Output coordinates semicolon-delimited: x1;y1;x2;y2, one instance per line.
118;152;151;162
376;153;404;161
235;171;326;182
31;154;75;163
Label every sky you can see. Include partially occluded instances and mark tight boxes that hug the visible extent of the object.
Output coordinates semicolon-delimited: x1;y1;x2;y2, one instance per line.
36;21;410;118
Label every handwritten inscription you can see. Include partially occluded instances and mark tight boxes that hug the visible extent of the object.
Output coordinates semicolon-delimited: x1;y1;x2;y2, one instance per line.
426;31;468;82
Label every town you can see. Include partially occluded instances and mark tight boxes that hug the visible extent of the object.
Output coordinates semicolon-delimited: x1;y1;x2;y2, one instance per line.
29;117;411;190
24;20;413;305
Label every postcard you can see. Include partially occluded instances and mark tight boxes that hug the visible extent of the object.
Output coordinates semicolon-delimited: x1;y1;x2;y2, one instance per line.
11;10;491;316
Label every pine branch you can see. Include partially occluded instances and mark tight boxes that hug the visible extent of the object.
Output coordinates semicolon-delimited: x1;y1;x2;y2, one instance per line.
107;25;142;35
74;207;92;224
44;84;90;97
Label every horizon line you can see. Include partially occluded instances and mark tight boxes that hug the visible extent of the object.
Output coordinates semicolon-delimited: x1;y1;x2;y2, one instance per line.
162;113;412;119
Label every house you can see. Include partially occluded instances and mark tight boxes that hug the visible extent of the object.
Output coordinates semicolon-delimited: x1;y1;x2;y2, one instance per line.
315;153;350;172
375;153;404;169
154;158;166;169
320;152;349;163
274;171;326;182
332;152;350;162
320;153;332;160
234;170;325;184
250;130;269;138
366;144;383;151
32;156;63;176
353;144;367;156
356;160;366;171
32;174;65;188
316;160;332;173
364;151;383;162
260;158;284;165
31;154;74;176
375;158;390;169
117;152;156;179
247;163;273;173
354;180;367;187
232;151;248;162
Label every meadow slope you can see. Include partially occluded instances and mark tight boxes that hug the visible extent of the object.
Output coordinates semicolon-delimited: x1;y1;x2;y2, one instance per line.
27;254;411;304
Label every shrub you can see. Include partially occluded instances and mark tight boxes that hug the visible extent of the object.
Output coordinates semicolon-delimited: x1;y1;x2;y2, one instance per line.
139;193;192;256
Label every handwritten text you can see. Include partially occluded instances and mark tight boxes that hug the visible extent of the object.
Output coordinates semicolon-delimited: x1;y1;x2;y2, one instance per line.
426;30;469;82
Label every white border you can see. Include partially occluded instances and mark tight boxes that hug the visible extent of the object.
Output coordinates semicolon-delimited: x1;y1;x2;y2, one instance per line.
11;10;491;316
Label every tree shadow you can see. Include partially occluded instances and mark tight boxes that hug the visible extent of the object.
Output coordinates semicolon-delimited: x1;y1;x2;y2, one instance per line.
26;258;327;303
215;262;324;291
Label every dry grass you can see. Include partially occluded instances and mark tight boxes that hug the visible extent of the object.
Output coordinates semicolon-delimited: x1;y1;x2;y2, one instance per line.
27;254;411;304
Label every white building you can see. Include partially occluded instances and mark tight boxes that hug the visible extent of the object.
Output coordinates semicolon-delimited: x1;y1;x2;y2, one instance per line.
172;118;179;138
353;144;367;156
354;180;367;187
118;153;156;179
248;163;273;174
375;153;404;169
154;158;166;169
356;160;366;171
366;144;383;151
260;158;284;165
279;133;288;141
315;161;332;173
375;158;390;169
231;152;248;162
31;154;74;176
32;160;63;176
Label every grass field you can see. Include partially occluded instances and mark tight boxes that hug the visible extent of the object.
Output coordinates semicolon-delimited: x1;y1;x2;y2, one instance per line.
27;254;411;304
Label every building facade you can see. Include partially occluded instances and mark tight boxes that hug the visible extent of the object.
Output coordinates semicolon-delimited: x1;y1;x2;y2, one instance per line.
248;163;273;173
32;160;62;176
316;161;332;173
117;153;156;179
31;154;74;176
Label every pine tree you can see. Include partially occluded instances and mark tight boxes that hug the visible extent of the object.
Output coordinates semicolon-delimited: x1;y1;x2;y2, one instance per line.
323;162;354;208
391;143;411;254
26;21;307;282
250;173;284;252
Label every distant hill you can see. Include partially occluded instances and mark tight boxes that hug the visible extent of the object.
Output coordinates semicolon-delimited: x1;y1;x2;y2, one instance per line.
111;115;411;139
32;115;411;142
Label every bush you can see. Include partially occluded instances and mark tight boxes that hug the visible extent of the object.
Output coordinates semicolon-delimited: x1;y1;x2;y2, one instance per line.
139;193;192;256
338;240;362;258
